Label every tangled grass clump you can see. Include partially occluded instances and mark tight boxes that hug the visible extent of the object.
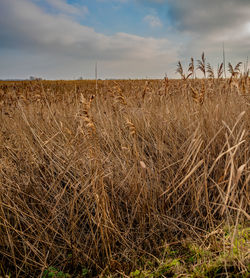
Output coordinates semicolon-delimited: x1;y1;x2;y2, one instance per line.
0;78;249;277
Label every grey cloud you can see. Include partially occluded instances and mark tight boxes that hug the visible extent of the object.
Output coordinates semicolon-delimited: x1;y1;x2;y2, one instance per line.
167;1;250;33
182;1;249;62
149;0;250;66
145;0;250;38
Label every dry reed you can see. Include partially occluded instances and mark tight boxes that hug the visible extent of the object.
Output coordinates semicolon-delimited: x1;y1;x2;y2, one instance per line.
0;77;249;277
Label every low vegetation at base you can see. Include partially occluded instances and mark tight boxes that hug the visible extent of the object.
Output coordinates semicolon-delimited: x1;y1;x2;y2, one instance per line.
0;76;249;277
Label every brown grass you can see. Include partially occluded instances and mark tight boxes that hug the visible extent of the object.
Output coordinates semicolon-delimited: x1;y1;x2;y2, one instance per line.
0;78;249;277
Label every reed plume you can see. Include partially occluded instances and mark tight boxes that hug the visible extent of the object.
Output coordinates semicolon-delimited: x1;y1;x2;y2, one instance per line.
197;52;206;78
228;62;242;78
188;57;195;78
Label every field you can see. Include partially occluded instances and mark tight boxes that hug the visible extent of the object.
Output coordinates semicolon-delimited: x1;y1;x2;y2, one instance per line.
0;78;249;277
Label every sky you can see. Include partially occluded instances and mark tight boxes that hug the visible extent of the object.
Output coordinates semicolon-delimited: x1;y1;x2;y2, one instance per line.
0;0;249;79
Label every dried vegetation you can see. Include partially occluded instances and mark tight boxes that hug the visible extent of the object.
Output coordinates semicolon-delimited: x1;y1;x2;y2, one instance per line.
0;67;249;277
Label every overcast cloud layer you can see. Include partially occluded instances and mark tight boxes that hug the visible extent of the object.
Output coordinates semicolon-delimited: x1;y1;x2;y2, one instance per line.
0;0;249;79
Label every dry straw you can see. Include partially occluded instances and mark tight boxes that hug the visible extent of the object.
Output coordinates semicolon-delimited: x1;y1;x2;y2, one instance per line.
0;61;249;277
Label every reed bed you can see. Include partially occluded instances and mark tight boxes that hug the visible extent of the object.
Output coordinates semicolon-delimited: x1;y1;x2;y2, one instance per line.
0;78;249;277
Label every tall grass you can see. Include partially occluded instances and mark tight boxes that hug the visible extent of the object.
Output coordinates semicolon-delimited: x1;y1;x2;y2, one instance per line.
0;78;249;277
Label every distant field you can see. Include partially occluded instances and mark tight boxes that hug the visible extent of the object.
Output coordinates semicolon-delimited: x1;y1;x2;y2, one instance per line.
0;78;249;277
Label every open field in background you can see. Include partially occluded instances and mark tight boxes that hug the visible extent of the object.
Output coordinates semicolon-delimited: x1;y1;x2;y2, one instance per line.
0;78;249;277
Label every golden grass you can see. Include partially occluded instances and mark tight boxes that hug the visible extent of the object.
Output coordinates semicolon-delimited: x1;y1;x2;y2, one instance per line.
0;78;249;277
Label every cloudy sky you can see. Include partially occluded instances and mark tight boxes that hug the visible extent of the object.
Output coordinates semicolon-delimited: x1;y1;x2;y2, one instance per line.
0;0;249;79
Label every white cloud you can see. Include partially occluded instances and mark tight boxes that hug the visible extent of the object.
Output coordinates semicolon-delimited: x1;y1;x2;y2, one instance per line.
0;0;179;78
144;14;162;27
2;0;247;79
245;22;250;35
45;0;88;16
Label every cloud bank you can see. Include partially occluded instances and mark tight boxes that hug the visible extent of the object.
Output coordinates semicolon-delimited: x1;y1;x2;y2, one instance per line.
0;0;249;79
0;0;178;79
154;0;249;60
